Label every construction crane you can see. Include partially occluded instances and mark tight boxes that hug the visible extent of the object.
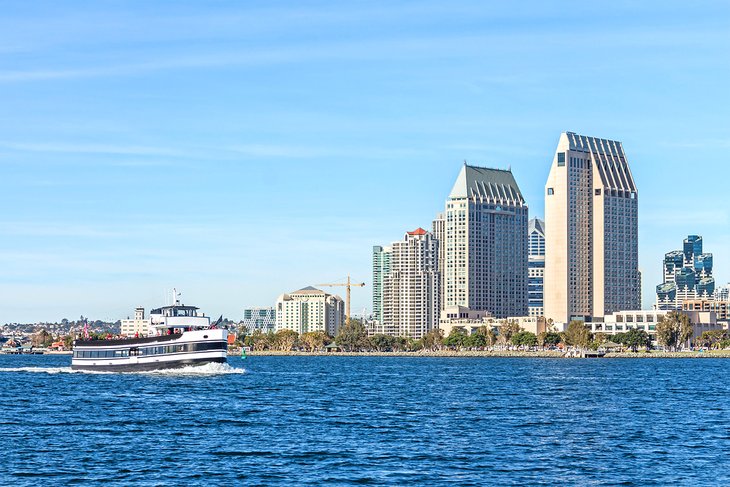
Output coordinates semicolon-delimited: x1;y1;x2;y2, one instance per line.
316;275;365;324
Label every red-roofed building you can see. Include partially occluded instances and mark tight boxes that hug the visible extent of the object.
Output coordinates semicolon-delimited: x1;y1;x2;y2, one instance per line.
373;227;440;339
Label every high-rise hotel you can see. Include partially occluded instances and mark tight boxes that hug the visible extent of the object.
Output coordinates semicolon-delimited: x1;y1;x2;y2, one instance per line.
377;228;440;339
544;132;640;323
443;164;529;318
528;218;546;317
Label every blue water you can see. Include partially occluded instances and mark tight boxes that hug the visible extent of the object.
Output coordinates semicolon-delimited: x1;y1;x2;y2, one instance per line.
1;355;729;486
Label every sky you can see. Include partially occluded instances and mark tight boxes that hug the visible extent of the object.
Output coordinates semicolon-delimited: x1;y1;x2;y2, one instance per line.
1;1;729;323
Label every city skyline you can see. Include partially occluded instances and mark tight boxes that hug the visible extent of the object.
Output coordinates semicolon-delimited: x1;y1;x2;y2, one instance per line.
2;1;729;322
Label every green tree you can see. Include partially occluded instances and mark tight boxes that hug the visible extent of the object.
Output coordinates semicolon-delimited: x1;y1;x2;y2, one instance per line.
697;330;726;350
656;311;693;351
511;331;537;347
300;331;328;352
32;329;51;348
624;328;649;353
422;329;444;351
369;334;395;352
274;329;298;351
465;331;487;349
250;330;270;351
498;320;522;346
564;321;590;349
335;319;368;351
444;327;468;348
407;338;423;352
542;332;562;347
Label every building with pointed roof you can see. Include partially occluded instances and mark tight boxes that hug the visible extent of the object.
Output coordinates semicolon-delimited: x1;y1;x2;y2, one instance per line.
275;286;344;336
443;164;529;318
544;132;640;323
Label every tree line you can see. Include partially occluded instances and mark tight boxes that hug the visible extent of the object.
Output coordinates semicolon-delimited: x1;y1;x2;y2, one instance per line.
236;311;706;353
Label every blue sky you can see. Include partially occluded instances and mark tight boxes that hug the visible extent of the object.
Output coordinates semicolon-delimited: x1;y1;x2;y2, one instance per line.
2;1;729;323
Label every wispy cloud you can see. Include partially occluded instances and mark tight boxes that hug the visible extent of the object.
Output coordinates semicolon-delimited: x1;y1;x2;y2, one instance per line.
3;22;724;83
0;141;185;157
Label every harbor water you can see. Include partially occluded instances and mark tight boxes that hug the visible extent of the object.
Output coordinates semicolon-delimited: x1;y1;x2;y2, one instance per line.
1;354;729;485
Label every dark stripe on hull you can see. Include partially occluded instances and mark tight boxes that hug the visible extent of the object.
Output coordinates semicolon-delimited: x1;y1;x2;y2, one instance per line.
71;357;226;372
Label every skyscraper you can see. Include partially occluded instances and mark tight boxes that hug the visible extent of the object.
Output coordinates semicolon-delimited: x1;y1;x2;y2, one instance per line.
443;164;528;318
432;212;446;315
380;228;440;339
528;218;546;317
372;245;391;325
656;235;715;310
544;132;640;323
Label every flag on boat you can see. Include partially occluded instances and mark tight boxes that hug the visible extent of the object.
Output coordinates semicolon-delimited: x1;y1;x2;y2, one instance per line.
210;315;223;329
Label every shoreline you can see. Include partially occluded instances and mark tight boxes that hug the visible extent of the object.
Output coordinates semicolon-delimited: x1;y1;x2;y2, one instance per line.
231;350;730;359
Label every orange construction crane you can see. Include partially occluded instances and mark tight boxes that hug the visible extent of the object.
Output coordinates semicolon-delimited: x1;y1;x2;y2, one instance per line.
316;275;365;323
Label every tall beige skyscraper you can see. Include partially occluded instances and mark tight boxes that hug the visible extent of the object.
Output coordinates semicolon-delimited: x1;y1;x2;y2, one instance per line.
544;132;640;323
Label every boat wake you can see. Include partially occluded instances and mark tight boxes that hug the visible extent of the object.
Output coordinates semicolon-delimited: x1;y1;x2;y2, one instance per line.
141;362;246;376
0;366;89;374
0;363;246;376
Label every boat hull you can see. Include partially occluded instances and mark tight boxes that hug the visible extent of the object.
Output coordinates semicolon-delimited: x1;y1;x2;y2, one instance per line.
71;329;228;372
71;356;226;372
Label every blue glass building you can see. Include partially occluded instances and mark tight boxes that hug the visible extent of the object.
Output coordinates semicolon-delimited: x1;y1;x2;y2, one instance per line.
528;218;545;317
656;235;715;310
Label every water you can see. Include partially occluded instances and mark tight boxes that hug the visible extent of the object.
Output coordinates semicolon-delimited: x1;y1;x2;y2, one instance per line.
1;355;729;486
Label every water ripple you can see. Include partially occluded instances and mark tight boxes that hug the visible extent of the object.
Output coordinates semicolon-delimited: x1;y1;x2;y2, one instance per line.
1;355;730;485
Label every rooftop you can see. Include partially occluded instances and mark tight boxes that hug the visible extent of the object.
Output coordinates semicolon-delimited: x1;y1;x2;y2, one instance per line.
449;164;525;205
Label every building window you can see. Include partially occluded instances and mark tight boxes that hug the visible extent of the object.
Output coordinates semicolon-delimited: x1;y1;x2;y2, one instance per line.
547;188;554;195
595;189;601;196
557;152;565;166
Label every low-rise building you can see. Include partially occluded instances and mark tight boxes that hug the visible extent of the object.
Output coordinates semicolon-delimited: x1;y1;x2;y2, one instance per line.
241;307;276;334
120;307;152;337
275;287;345;336
438;306;491;337
582;309;725;342
682;299;730;321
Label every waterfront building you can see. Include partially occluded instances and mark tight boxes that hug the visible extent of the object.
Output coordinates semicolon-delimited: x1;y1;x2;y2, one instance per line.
682;299;729;321
275;287;345;336
443;164;529;318
376;228;440;339
432;212;446;315
544;132;640;324
241;307;276;334
713;283;729;302
528;218;546;317
656;235;716;310
438;306;491;337
120;307;152;337
372;245;392;325
439;311;548;338
586;309;725;342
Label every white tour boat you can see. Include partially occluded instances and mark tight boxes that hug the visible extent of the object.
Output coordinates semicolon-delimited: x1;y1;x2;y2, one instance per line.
72;293;228;372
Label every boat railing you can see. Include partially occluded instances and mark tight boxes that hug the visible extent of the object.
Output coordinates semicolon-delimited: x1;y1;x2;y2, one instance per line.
74;333;184;347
